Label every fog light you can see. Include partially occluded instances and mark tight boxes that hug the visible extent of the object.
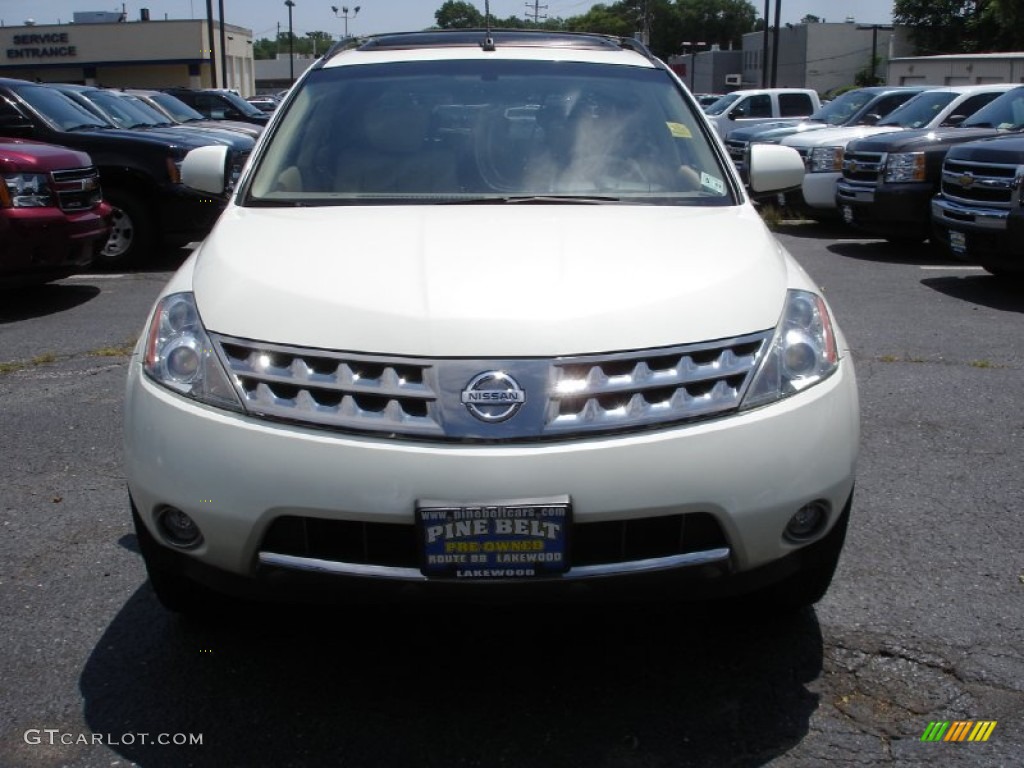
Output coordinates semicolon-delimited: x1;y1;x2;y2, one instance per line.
157;506;203;548
785;501;829;541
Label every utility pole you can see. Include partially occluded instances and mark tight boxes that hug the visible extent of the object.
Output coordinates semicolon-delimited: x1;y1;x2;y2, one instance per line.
525;1;547;24
770;0;781;87
761;0;769;88
218;0;227;91
284;0;295;85
857;24;894;85
205;0;218;87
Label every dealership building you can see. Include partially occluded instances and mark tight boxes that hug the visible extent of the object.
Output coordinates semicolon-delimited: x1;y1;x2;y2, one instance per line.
0;10;255;96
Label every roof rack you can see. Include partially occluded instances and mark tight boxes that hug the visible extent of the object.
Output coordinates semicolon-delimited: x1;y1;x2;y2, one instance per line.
317;29;657;63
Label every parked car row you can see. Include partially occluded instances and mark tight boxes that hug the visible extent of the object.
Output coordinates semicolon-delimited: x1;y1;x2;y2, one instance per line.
0;82;265;286
722;84;1024;276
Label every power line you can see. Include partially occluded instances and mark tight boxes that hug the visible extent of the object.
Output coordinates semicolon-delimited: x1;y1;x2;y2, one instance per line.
525;1;548;24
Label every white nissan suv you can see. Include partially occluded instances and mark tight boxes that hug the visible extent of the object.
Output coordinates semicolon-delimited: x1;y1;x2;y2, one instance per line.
124;30;859;614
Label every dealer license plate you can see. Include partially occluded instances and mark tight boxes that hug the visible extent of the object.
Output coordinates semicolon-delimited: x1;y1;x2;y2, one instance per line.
841;205;854;224
949;230;967;255
416;496;571;580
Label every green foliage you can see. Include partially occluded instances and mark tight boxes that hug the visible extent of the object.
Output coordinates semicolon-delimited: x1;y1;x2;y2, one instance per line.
894;0;1024;53
435;1;485;28
428;0;759;58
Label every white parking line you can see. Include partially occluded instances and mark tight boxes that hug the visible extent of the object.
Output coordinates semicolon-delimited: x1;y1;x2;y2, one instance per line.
919;266;984;271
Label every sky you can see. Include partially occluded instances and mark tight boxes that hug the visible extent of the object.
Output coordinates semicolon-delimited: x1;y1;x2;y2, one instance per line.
0;2;896;40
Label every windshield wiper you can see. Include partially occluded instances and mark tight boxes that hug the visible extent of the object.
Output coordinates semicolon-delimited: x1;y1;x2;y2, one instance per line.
439;195;622;205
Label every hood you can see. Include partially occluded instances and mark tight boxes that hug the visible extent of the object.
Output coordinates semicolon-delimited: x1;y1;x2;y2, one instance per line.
135;125;254;151
945;133;1024;162
0;140;92;172
782;125;906;148
183;119;263;139
847;127;1004;153
192;205;790;358
728;121;812;141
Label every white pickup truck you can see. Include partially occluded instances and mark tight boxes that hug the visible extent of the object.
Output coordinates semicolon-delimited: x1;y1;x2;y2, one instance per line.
704;88;822;138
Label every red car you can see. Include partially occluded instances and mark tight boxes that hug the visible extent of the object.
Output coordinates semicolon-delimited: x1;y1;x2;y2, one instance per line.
0;139;111;287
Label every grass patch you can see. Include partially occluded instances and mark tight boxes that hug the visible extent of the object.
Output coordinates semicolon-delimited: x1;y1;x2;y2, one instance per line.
90;341;135;358
0;352;59;375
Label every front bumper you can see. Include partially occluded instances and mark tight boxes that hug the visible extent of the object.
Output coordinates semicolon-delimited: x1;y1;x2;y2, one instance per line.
835;181;934;239
0;203;111;286
125;346;859;599
802;171;841;210
931;197;1024;271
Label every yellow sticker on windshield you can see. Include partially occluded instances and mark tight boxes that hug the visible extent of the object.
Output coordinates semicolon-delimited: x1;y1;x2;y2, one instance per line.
667;122;693;138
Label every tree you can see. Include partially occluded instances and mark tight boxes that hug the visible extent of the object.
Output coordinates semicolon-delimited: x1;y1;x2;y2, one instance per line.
977;0;1024;50
435;1;485;28
893;0;1023;53
675;0;758;52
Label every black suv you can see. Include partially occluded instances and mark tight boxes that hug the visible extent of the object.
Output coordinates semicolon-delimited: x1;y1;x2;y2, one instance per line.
161;88;270;126
837;86;1024;244
0;78;247;266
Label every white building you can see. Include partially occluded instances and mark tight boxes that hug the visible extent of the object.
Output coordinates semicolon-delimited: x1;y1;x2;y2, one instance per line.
887;52;1024;86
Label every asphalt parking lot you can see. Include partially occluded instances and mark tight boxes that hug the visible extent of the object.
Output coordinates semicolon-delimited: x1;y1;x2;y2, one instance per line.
1;225;1022;767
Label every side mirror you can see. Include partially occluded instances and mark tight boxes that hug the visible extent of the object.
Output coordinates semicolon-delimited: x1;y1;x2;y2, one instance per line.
942;114;967;127
860;113;881;125
181;144;230;196
729;106;747;119
747;143;805;194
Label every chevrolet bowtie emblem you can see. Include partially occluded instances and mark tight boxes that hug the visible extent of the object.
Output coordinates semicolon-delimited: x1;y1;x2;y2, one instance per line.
958;172;975;188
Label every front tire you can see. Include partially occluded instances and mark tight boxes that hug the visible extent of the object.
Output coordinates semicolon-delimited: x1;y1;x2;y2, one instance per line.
96;188;154;269
752;493;852;614
131;502;223;616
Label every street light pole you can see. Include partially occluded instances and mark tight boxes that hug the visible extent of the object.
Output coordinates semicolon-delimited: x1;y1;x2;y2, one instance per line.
681;41;706;91
285;0;295;85
331;5;360;39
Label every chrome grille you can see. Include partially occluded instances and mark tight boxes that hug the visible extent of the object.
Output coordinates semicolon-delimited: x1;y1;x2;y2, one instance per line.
545;334;766;434
842;151;885;184
50;167;102;211
725;138;747;162
211;331;771;441
940;158;1023;208
214;335;443;437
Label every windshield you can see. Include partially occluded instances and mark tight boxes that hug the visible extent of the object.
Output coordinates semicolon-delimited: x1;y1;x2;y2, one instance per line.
812;89;876;125
703;93;740;116
86;90;163;128
148;92;205;122
962;87;1024;131
247;59;732;206
218;90;265;118
15;85;109;131
119;94;174;124
878;91;956;128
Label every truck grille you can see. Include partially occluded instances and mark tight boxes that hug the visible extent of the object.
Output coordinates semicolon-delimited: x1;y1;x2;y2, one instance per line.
210;331;771;441
725;138;747;162
940;158;1023;208
50;167;102;212
842;150;886;184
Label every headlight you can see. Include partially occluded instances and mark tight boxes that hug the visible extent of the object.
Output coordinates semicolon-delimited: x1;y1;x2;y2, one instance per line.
741;289;839;409
808;146;844;173
143;292;243;411
1;173;55;207
884;152;926;183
